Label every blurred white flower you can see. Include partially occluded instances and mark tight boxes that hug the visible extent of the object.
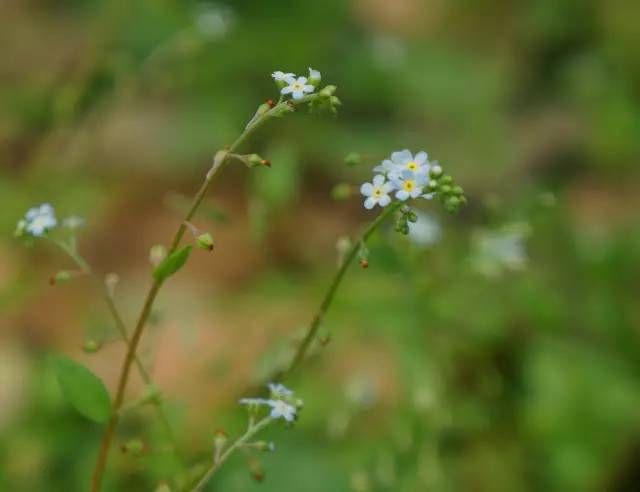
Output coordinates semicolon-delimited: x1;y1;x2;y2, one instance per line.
239;397;270;407
195;3;234;39
407;211;442;248
390;150;430;177
360;175;393;209
268;382;293;398
272;70;295;82
21;203;57;237
371;35;407;70
471;223;530;276
281;75;315;100
267;399;297;422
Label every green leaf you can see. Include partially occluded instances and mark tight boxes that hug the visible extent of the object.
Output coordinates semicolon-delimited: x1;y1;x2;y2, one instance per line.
153;245;192;282
53;356;112;423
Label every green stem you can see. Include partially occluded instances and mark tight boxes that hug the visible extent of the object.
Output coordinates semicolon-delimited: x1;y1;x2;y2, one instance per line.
89;97;301;491
191;417;273;492
285;202;402;376
51;238;185;464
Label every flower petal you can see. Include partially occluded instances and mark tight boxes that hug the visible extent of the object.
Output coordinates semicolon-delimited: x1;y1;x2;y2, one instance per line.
364;197;376;209
360;182;373;196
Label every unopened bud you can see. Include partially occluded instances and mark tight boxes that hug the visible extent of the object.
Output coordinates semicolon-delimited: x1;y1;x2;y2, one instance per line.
320;85;337;97
452;185;464;196
253;441;276;452
50;270;72;285
331;183;352;200
429;165;443;179
359;259;369;269
440;184;452;195
196;233;214;251
246;153;270;168
249;460;265;482
440;175;453;185
344;152;361;166
214;429;228;452
82;340;102;353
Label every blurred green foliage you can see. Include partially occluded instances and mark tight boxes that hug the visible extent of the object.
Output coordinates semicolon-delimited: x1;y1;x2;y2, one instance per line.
1;0;640;491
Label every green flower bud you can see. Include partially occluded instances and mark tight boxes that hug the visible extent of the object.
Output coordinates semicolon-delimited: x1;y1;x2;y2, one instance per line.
427;180;438;192
320;85;337;97
154;482;171;492
50;270;73;285
440;175;453;185
344;152;361;166
331;183;352;200
214;429;228;452
196;232;214;251
452;185;464;196
408;212;418;223
440;184;452;195
246;153;270;168
429;165;443;179
14;220;27;238
82;340;102;354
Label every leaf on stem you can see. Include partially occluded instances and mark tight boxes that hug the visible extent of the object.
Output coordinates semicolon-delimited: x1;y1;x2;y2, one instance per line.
152;245;193;283
53;355;112;423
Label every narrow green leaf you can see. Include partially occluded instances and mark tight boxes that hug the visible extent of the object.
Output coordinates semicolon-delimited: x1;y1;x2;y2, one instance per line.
53;356;112;423
153;245;192;282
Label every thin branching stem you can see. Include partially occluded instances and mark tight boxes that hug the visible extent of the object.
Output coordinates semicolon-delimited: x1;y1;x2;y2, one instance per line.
285;201;403;376
89;95;313;491
191;417;273;492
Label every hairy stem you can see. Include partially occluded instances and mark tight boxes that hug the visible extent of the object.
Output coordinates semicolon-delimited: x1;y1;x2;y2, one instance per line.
191;417;273;492
285;202;402;376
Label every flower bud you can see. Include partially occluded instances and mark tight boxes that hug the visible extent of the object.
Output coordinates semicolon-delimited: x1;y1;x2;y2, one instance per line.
14;220;27;238
452;185;464;196
320;85;336;97
245;153;270;168
429;165;443;179
344;152;361;166
196;232;214;251
121;439;145;456
331;183;352;200
50;270;73;285
253;441;276;452
440;175;453;185
427;180;438;192
82;340;102;354
440;184;452;195
213;429;228;456
329;96;341;107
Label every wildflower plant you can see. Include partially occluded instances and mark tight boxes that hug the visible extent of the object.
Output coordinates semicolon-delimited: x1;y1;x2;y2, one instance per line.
15;65;467;491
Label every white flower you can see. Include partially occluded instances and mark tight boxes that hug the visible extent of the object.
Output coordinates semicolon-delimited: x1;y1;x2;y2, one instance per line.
268;382;293;398
63;216;85;230
392;170;428;201
23;203;57;237
267;399;297;422
360;175;393;210
390;149;429;176
272;70;295;82
372;159;396;176
281;75;315;100
308;67;321;83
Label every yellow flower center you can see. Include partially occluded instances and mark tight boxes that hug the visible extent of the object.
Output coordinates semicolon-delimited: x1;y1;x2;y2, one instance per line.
405;161;418;171
403;181;415;191
373;187;383;197
292;83;304;91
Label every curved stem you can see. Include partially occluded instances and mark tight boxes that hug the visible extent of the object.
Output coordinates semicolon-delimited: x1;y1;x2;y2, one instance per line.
89;99;289;491
191;417;273;492
285;202;402;376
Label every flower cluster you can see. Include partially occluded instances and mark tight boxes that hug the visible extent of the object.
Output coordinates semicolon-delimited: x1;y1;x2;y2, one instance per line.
15;203;57;237
272;68;321;100
239;382;302;423
360;149;466;213
15;203;84;238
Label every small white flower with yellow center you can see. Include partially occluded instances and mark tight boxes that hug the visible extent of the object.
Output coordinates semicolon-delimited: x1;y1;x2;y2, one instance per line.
391;149;429;176
360;175;393;209
372;158;396;176
392;170;428;201
281;75;315;100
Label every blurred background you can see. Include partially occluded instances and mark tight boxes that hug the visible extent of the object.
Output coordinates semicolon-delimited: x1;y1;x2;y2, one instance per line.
1;0;640;490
